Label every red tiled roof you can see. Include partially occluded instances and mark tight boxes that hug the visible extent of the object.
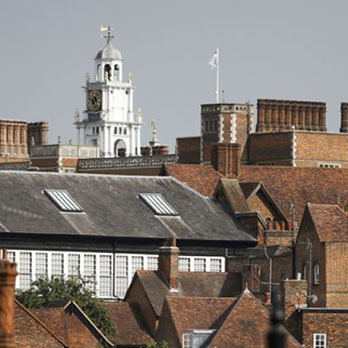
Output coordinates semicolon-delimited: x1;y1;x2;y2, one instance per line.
31;307;69;344
130;271;242;317
162;164;221;196
238;166;348;224
14;300;67;348
207;290;300;348
164;296;236;344
157;291;300;348
32;301;113;348
102;301;152;346
307;203;348;242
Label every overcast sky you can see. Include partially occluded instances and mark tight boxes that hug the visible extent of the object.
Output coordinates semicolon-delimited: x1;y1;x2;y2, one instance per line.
0;0;347;151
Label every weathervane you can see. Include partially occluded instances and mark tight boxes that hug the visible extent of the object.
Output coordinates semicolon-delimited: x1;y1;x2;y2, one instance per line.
100;25;114;43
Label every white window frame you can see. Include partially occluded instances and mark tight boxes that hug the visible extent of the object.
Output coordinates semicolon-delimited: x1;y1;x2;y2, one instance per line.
178;256;225;272
9;250;225;299
182;333;193;348
313;264;320;285
313;333;326;348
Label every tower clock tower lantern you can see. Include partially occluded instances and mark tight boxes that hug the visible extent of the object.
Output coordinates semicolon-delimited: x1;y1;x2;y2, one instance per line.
75;26;142;157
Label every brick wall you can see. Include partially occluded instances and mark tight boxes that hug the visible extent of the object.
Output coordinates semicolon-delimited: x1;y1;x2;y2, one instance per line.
155;299;181;348
295;132;348;168
295;212;326;307
248;132;293;165
211;143;241;176
126;276;158;337
236;113;249;163
325;242;348;308
247;191;281;222
227;253;293;295
301;311;348;348
176;137;201;164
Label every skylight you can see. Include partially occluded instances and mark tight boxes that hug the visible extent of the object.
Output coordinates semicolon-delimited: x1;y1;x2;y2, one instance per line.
139;193;178;216
44;189;83;212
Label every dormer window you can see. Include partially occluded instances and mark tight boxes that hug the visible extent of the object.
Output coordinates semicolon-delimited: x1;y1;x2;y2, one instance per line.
44;189;83;213
182;330;215;348
139;193;178;216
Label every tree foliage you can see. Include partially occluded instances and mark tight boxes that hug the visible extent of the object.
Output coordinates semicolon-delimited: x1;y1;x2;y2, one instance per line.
16;276;116;339
146;339;169;348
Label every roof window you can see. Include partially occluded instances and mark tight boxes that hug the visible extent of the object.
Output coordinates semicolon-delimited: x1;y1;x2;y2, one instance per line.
139;193;178;216
44;189;83;212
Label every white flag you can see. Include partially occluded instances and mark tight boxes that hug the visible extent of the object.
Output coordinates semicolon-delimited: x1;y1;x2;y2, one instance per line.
209;49;219;70
100;25;109;32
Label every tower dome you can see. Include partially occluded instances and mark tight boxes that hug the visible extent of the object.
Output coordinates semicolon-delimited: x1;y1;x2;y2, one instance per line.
96;42;122;60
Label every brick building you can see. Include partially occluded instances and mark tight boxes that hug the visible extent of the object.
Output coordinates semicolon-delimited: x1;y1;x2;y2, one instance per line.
0;171;257;299
176;98;348;169
105;241;300;348
295;203;348;308
0;119;48;162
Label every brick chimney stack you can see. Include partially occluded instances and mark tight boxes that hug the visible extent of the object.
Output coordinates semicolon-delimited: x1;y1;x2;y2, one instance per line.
280;279;307;320
158;238;179;292
340;103;348;133
0;249;18;348
211;143;241;177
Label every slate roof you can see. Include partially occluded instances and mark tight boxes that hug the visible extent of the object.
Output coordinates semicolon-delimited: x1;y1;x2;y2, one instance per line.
0;171;255;242
238;166;348;224
215;178;250;213
239;182;259;199
126;271;242;317
307;203;348;242
161;164;221;197
102;302;152;346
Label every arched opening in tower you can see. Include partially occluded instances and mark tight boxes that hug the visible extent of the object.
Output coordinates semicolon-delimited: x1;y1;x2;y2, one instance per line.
104;64;112;81
114;139;127;157
114;64;120;80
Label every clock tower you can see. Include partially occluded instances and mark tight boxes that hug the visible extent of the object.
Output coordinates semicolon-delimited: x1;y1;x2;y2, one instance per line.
75;27;142;157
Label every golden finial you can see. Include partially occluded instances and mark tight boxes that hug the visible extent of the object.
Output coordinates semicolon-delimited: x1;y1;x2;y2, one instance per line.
128;72;132;83
151;119;158;142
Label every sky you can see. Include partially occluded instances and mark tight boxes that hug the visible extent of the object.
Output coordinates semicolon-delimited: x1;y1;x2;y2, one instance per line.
0;0;347;151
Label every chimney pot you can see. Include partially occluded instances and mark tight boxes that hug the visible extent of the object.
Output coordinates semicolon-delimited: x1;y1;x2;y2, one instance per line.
280;221;286;230
264;292;271;305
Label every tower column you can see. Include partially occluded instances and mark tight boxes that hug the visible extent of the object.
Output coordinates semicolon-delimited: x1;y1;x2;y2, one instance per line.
292;105;299;129
312;107;319;131
319;106;327;131
257;102;265;132
20;125;27;155
137;127;141;156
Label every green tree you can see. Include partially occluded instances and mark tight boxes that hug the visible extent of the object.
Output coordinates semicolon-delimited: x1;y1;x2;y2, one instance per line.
345;202;348;212
146;339;169;348
16;276;116;339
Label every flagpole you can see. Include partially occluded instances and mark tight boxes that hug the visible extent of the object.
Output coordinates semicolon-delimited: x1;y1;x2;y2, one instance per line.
216;48;219;103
